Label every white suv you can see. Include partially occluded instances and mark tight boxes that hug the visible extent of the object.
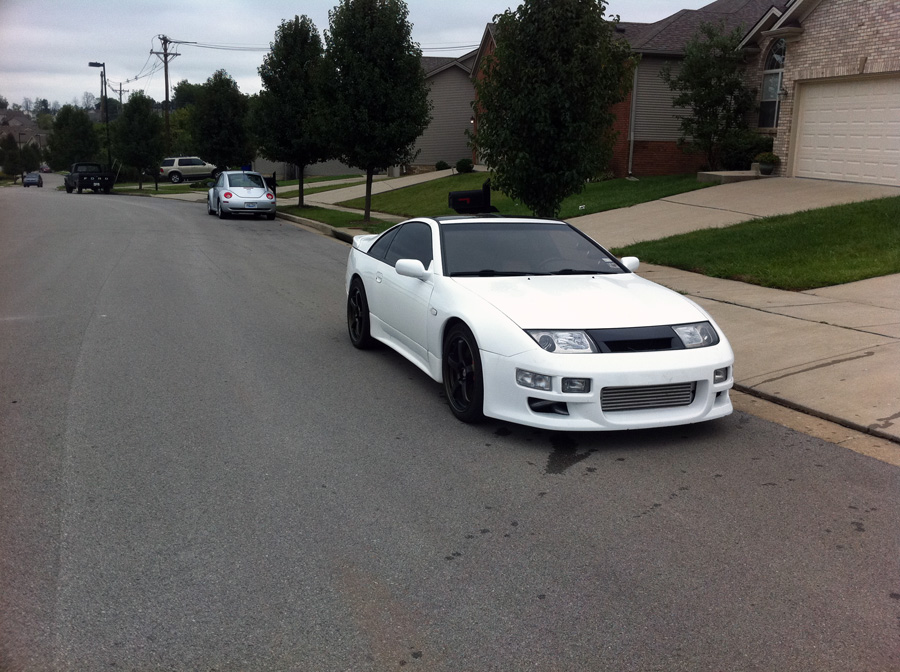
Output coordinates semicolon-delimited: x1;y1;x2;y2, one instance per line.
159;156;220;184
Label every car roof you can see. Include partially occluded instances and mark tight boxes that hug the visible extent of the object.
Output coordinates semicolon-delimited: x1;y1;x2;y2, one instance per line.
433;215;567;225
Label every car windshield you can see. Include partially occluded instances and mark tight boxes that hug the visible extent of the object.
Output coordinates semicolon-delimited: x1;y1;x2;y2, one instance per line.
440;221;626;277
227;173;265;189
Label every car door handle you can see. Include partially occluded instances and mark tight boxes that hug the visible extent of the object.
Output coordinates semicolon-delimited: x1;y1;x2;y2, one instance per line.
376;271;383;283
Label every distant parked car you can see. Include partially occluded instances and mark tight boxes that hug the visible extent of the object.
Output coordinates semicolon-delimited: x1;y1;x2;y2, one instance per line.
207;170;276;220
39;163;51;173
23;172;43;187
159;156;220;184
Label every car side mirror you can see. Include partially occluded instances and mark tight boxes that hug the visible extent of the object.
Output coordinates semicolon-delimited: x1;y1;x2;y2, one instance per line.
395;259;430;280
620;256;640;272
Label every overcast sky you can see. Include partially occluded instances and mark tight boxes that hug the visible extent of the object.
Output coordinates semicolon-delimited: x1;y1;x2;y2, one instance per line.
0;0;710;110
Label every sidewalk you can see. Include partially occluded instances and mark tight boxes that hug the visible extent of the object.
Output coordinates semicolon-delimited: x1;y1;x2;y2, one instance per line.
568;178;900;445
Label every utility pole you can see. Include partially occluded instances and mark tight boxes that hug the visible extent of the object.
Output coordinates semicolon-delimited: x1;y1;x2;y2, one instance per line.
151;35;179;154
110;81;130;108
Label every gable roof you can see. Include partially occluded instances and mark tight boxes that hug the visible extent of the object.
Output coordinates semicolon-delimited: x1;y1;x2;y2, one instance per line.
422;50;477;79
624;0;792;56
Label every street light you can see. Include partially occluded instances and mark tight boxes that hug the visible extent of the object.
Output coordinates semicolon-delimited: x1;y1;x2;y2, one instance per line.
88;61;112;169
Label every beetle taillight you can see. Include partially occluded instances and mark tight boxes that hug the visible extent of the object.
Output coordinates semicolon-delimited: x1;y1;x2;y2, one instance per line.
266;193;274;200
223;192;233;199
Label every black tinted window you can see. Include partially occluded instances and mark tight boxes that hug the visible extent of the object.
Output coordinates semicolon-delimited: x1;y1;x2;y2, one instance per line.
383;222;433;268
440;221;624;276
367;227;399;262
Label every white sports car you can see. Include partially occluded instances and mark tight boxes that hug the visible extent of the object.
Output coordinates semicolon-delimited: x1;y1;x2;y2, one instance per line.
345;216;734;431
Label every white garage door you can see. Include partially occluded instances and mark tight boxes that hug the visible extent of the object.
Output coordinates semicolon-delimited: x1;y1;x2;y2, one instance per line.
794;76;900;186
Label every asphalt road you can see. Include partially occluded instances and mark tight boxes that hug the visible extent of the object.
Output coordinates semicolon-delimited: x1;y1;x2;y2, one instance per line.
1;180;898;671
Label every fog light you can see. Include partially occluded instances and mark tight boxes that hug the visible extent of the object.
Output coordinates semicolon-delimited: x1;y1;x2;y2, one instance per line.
562;378;591;393
516;369;552;391
714;367;729;384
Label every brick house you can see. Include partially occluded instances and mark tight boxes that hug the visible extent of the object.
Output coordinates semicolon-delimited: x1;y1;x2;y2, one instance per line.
611;0;791;176
740;0;900;185
470;1;790;177
469;0;899;186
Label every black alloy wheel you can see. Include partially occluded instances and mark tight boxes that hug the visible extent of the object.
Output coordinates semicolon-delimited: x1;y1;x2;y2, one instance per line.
442;323;485;423
347;278;374;349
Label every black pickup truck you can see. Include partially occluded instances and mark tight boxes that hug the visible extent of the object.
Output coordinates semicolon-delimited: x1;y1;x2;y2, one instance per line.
64;162;114;194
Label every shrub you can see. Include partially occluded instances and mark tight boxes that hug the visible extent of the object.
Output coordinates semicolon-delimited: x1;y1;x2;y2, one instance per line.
719;130;773;170
435;160;450;171
754;151;780;165
455;158;474;174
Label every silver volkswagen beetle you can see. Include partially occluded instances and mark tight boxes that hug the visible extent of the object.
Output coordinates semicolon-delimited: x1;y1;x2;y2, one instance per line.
207;170;276;220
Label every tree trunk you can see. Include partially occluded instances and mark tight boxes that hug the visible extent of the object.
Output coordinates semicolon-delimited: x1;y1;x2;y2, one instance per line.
364;167;374;221
297;164;306;208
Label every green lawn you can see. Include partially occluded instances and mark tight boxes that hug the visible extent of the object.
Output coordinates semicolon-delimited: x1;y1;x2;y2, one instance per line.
277;204;393;233
278;180;366;202
612;196;900;290
339;173;712;219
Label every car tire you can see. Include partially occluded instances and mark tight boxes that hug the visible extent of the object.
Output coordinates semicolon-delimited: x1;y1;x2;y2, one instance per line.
207;197;215;215
65;185;73;193
77;186;82;194
442;323;485;423
217;200;228;219
169;171;182;184
347;278;375;349
266;212;275;221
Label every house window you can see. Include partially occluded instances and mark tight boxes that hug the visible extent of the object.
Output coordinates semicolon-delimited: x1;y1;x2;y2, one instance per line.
759;39;786;128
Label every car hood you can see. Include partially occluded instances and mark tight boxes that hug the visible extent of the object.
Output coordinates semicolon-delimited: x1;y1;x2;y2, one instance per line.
453;274;709;329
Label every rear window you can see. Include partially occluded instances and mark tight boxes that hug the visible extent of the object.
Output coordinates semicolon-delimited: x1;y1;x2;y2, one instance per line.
226;173;265;188
161;159;174;167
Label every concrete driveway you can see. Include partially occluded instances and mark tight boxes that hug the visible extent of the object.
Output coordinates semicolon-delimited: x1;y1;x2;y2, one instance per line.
571;177;900;248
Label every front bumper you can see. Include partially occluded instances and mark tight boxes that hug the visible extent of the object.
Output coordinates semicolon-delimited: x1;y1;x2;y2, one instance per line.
480;345;734;431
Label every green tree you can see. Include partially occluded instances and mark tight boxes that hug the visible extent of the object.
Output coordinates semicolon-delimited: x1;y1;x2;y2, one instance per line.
661;21;755;170
20;143;42;173
113;91;164;189
172;80;204;110
47;105;99;169
0;133;25;179
255;15;331;206
324;0;431;220
0;95;8;109
192;70;252;169
472;0;634;218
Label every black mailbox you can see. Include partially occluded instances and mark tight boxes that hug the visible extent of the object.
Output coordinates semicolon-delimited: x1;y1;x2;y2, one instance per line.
449;179;498;214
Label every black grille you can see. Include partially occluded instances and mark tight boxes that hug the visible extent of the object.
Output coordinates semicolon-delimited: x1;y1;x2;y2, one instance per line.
586;327;682;353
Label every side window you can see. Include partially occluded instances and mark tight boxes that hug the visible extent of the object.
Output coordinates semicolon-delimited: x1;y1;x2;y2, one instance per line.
383;222;433;268
216;173;225;188
367;227;400;262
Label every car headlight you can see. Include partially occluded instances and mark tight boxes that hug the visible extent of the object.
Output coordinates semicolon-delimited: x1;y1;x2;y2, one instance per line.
526;330;597;353
673;322;720;348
